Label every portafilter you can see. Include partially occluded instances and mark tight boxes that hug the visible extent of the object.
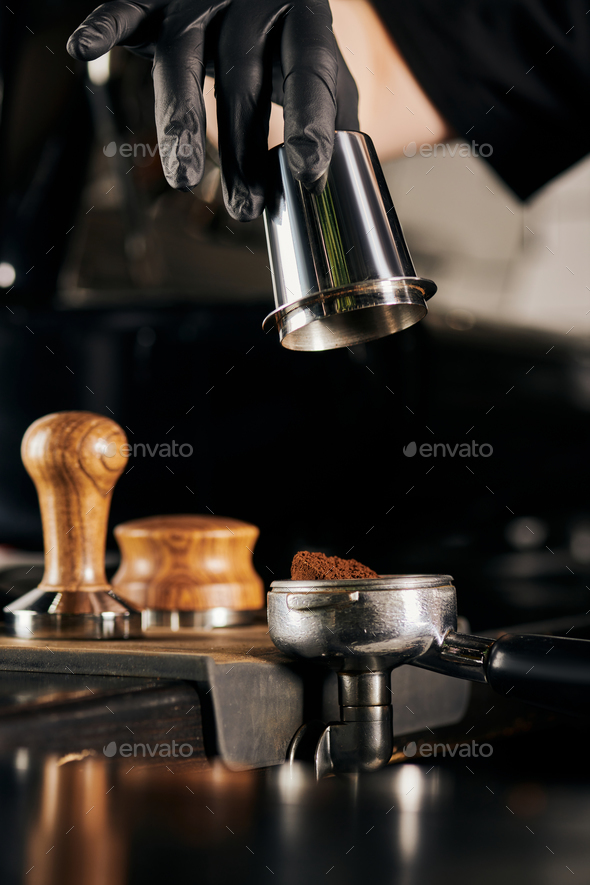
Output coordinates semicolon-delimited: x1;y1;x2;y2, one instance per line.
262;130;436;351
268;575;590;777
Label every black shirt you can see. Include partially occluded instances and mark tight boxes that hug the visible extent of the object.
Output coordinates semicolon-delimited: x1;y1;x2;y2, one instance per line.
370;0;590;199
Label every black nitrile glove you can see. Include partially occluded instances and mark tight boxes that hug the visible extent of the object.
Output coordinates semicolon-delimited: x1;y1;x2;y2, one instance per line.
67;0;359;220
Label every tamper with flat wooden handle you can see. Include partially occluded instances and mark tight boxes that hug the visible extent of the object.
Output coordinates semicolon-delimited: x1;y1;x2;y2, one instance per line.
112;515;265;628
3;411;141;639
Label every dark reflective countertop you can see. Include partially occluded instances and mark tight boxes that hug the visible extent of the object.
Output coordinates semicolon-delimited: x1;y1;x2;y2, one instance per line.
1;726;588;885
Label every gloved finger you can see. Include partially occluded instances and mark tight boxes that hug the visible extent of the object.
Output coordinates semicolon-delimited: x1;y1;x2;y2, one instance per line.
152;5;226;189
270;44;285;107
334;40;359;131
67;0;162;60
215;10;276;220
269;37;358;131
280;0;338;189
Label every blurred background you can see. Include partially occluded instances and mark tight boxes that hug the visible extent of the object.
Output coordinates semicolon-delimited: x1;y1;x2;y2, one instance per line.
1;1;590;632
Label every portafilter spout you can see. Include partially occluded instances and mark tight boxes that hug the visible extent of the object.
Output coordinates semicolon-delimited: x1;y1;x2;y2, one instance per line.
267;576;590;777
262;131;436;352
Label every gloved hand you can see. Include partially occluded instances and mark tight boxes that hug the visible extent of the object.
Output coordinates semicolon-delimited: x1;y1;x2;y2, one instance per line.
67;0;359;221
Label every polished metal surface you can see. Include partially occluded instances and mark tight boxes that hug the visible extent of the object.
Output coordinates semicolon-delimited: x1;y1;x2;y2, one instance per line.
268;575;457;670
3;748;589;884
269;574;589;774
140;608;256;631
414;630;495;683
338;670;390;706
314;707;394;777
268;575;456;775
262;131;436;351
3;747;589;884
263;280;430;352
314;669;394;777
3;589;141;639
286;672;394;777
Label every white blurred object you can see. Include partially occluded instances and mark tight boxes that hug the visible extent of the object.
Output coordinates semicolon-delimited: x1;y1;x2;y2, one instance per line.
383;149;590;343
570;520;590;563
87;53;110;86
0;262;16;288
505;517;549;550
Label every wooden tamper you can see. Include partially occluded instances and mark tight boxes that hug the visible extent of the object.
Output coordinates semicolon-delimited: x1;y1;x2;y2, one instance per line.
111;514;265;628
3;411;141;639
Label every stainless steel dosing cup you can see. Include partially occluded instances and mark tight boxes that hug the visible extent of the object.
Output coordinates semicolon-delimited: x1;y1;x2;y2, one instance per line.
262;130;436;352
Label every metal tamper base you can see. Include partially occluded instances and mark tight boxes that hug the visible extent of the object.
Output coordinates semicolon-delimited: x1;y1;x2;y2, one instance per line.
140;608;256;631
4;588;140;640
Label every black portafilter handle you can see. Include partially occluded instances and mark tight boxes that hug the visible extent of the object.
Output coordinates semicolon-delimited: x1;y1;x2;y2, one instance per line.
485;633;590;718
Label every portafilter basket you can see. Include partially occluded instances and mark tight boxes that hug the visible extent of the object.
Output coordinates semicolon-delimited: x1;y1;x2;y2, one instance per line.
262;130;436;352
268;575;590;776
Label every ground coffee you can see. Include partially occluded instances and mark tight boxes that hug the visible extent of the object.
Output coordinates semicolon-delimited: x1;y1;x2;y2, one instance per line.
291;551;379;581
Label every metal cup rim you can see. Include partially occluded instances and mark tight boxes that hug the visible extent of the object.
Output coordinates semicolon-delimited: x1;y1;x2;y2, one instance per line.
269;574;455;592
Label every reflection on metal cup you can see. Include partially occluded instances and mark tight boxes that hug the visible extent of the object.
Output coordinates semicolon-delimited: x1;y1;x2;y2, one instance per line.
262;130;436;352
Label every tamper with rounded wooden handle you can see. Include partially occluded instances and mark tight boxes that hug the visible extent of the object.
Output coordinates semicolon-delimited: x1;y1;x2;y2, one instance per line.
3;411;141;639
112;515;265;629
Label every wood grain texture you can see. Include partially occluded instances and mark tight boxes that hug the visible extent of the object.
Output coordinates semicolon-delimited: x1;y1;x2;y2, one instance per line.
112;515;265;611
22;412;128;594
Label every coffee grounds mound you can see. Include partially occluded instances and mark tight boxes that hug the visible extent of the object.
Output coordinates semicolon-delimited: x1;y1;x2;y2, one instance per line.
291;551;379;581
